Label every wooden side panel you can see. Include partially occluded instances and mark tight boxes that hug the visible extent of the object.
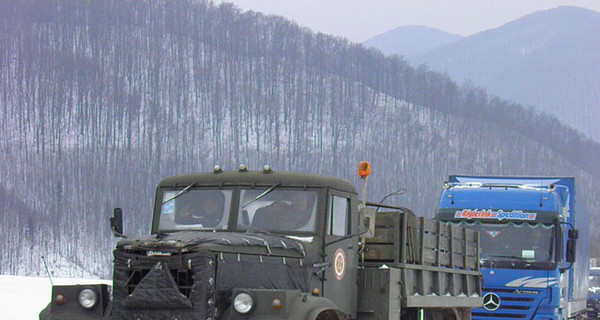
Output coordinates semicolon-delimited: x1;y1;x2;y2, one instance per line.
363;210;479;272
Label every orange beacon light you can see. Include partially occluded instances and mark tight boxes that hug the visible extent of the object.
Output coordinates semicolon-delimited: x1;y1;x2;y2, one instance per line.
358;161;371;179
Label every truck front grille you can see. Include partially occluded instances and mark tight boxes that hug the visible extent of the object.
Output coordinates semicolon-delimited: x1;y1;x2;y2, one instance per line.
472;288;542;320
127;267;194;298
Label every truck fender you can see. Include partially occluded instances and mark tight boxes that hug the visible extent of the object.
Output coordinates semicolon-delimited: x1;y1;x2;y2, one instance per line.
294;295;345;320
226;290;345;320
306;307;346;320
39;303;51;320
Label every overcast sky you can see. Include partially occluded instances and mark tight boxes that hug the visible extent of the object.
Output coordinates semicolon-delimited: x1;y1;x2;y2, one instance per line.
214;0;600;43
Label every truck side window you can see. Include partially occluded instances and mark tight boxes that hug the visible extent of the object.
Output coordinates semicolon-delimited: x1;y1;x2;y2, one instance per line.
328;195;349;236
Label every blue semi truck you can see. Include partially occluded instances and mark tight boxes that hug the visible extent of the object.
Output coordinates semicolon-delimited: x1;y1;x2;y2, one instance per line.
436;176;589;320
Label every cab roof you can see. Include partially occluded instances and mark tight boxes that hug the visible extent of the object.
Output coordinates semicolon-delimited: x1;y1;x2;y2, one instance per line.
436;177;570;223
439;186;562;212
157;170;357;194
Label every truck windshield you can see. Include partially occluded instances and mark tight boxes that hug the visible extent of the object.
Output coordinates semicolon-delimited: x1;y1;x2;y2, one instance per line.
237;188;318;233
158;189;233;231
453;221;556;268
590;274;600;289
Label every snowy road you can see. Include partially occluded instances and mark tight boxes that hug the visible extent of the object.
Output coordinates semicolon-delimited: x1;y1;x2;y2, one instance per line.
0;275;111;320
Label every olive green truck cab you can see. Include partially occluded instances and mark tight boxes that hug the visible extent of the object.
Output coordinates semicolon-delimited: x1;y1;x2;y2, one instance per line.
40;165;481;320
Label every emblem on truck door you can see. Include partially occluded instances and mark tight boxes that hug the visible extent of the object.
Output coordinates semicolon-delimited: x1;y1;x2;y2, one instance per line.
334;248;346;280
483;293;501;311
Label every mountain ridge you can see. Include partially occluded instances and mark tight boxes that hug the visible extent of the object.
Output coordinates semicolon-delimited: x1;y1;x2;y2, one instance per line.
363;25;463;58
407;6;600;142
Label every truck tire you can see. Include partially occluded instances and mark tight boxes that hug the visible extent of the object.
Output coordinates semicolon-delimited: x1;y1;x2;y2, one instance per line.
425;307;471;320
314;309;346;320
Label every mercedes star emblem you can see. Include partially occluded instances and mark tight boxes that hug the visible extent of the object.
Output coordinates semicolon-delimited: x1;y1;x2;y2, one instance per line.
483;292;501;311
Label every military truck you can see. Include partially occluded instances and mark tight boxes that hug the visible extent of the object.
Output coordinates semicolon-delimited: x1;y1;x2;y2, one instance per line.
40;163;481;320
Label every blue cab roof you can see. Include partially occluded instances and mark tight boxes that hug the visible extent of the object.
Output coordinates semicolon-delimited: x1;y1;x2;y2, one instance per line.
439;186;562;212
437;175;573;223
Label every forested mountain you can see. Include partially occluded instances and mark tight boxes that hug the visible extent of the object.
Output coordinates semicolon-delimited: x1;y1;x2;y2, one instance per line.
363;25;463;58
1;0;600;278
408;6;600;142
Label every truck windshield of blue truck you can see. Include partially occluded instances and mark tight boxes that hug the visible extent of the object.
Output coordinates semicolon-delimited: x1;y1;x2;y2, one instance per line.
451;220;556;268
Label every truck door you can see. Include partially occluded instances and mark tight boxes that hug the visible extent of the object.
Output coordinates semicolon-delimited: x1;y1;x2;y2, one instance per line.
323;191;358;318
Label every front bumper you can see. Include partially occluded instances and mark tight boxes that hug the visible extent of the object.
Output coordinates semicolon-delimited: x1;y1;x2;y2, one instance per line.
39;284;111;320
587;300;600;319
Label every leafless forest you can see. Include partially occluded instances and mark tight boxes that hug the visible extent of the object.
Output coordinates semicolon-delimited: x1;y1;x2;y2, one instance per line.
1;0;599;278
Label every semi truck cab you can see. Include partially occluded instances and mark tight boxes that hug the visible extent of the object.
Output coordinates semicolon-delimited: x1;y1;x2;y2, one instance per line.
119;167;361;319
436;176;589;320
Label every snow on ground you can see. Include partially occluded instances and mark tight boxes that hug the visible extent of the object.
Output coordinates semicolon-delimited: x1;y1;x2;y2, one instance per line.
0;275;111;320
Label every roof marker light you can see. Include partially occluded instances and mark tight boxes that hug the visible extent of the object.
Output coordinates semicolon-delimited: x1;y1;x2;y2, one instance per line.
213;165;223;173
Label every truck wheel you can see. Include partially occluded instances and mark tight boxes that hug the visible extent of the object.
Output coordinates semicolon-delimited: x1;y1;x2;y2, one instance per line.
424;307;471;320
315;309;346;320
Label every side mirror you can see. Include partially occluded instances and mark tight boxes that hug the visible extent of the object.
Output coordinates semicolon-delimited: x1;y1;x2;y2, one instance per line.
359;207;376;238
110;208;125;238
568;229;579;240
566;238;577;263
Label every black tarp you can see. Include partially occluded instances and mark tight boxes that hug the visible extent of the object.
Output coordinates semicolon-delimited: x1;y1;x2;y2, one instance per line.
111;250;215;320
110;232;310;319
122;262;194;309
117;231;306;257
215;253;309;313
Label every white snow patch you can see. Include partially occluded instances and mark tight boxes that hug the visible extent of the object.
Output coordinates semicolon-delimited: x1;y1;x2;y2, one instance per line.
0;275;111;320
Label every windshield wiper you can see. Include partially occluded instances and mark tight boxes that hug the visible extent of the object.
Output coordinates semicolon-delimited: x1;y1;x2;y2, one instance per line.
162;183;196;204
486;254;527;261
242;183;280;208
245;228;276;236
523;263;543;270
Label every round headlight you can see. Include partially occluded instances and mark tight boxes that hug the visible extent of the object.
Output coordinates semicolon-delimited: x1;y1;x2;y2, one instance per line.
233;292;254;314
78;288;98;310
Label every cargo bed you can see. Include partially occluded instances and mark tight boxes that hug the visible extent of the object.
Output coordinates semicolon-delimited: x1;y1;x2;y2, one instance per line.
357;210;481;319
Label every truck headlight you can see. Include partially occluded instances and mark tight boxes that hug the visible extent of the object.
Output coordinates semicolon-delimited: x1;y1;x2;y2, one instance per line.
78;288;98;310
233;292;254;314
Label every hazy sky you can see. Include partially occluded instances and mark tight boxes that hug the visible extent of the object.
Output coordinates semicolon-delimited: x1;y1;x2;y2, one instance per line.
214;0;600;42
